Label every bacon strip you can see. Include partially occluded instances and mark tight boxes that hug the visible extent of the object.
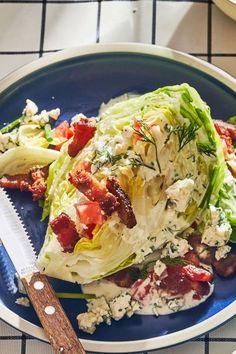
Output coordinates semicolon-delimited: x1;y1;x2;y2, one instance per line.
0;174;32;192
212;253;236;278
214;119;236;140
50;212;80;252
0;166;48;200
188;233;236;278
106;177;137;228
105;267;140;288
68;118;96;158
69;169;119;216
29;166;49;200
188;233;214;265
214;120;234;155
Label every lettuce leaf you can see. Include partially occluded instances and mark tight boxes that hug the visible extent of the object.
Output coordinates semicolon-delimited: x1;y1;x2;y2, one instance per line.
38;83;227;284
0;146;59;177
218;169;236;230
18;125;50;148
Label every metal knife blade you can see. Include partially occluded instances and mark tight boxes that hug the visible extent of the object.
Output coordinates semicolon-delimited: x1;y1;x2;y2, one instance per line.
0;188;37;277
0;187;85;354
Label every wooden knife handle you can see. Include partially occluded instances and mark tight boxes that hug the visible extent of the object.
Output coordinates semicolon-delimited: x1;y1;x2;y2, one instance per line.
21;272;85;354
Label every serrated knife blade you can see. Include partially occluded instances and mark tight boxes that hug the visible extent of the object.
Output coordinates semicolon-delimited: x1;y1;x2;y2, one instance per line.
0;188;85;354
0;188;37;277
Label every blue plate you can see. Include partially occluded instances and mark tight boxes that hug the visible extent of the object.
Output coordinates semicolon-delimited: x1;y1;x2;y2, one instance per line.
0;44;236;353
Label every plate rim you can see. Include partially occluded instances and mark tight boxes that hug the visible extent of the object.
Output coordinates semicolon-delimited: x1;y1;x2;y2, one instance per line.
0;42;236;353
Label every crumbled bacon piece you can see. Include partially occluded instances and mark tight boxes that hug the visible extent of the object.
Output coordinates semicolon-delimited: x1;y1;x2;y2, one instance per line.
184;251;200;267
106;177;137;228
0;166;48;201
214;120;236;140
69;169;119;216
29;166;49;200
213;253;236;278
214;120;234;156
188;233;236;278
50;212;80;252
188;233;214;265
68;118;96;157
77;160;92;173
106;267;140;288
0;174;32;192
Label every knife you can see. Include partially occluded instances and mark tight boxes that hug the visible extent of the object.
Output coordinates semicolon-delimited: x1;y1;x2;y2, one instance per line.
0;188;85;354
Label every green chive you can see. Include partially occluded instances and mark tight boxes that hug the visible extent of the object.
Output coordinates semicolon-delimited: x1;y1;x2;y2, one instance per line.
44;123;53;142
56;292;96;299
0;117;22;134
227;116;236;125
161;257;190;266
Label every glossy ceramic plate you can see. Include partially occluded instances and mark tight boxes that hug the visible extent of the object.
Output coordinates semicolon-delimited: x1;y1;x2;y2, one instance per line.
0;43;236;353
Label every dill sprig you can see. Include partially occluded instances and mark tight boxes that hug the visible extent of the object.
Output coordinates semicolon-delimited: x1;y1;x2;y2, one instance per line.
164;122;199;152
129;153;156;171
175;123;199;152
93;147;127;171
197;142;216;157
132;120;162;174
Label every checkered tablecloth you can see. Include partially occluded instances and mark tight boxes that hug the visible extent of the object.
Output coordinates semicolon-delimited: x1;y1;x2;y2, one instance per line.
0;1;235;353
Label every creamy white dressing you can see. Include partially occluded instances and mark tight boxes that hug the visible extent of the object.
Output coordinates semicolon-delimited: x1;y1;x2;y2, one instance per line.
82;278;214;316
138;285;214;315
82;279;128;301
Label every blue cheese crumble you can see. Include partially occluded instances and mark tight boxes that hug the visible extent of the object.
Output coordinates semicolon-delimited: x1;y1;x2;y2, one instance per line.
0;131;18;153
167;298;184;312
161;236;191;258
215;245;231;261
165;178;194;212
22;99;60;127
15;297;30;307
77;293;141;334
202;205;232;247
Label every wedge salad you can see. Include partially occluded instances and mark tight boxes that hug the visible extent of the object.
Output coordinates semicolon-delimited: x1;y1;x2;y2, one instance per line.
1;83;236;334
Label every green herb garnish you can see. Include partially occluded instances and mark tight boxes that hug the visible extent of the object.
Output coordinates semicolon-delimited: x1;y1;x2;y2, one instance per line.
197;142;216;157
132;120;161;173
165;122;199;152
230;227;236;243
139;260;156;279
44;123;53;142
129;153;156;171
0;116;22;134
56;292;96;299
175;123;199;152
227;116;236;125
161;257;190;266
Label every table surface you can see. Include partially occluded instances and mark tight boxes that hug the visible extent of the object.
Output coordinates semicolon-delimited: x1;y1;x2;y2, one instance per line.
0;1;235;354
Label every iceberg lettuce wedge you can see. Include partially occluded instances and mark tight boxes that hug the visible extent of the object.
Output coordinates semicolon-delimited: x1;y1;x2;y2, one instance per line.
38;83;227;284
